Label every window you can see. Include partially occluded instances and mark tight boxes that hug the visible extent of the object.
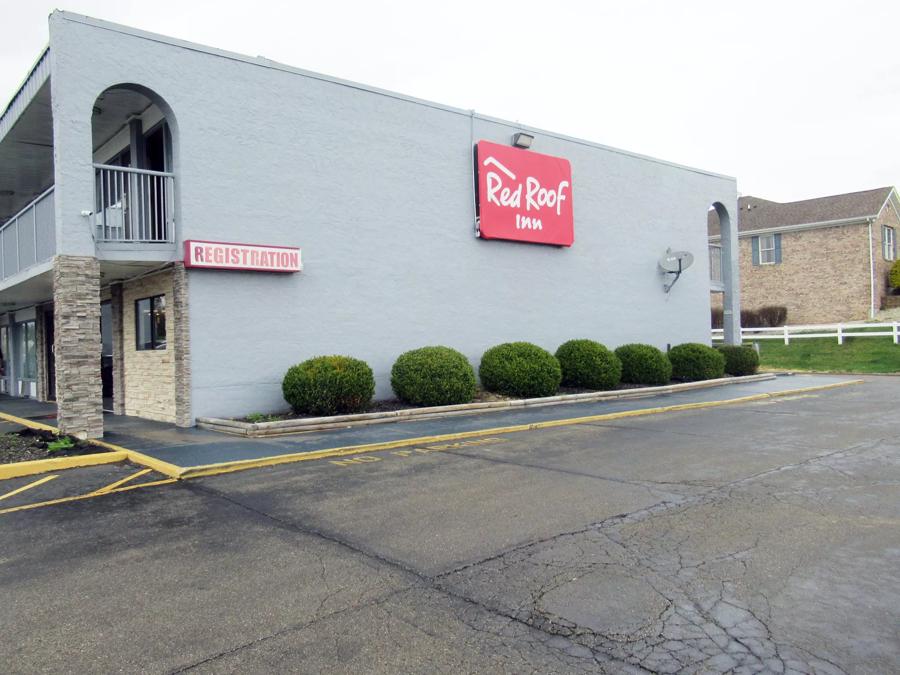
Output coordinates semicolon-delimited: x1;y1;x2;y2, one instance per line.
883;225;895;261
759;234;776;264
752;233;781;266
135;295;167;350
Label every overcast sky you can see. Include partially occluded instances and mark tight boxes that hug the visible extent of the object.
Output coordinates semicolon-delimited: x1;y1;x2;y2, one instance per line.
1;0;897;202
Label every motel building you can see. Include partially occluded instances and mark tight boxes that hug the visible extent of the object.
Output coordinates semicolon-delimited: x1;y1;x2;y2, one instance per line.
0;12;740;439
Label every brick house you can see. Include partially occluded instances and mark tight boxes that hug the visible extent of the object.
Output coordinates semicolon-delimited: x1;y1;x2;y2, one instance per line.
709;187;899;324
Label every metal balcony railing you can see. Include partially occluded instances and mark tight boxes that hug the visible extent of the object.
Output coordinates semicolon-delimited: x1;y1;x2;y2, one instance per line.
0;186;56;281
94;164;175;243
709;243;723;286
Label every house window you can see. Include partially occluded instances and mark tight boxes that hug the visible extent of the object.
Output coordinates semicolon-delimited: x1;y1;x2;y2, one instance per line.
883;225;895;261
135;295;167;350
759;234;776;265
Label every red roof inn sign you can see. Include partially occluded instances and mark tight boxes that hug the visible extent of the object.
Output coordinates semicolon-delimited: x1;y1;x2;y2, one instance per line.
184;240;302;272
476;140;574;246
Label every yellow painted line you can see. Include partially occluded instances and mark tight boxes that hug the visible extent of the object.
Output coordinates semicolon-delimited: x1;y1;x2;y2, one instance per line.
0;474;58;501
0;477;178;516
91;468;153;495
178;379;864;479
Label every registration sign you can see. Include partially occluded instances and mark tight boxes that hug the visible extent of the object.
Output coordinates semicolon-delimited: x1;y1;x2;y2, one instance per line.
183;240;302;273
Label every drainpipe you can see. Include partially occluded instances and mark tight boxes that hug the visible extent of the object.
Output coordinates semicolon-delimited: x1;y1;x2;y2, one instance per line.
868;219;876;319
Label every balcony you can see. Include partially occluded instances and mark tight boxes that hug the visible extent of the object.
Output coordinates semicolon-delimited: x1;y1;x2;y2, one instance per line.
94;164;175;243
0;187;56;282
709;243;723;290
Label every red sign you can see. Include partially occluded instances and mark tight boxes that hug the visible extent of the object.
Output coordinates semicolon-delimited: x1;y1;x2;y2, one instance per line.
476;140;573;246
183;240;302;273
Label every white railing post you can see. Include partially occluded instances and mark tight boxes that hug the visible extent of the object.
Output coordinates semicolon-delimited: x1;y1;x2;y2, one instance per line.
837;324;843;345
894;322;898;345
783;325;790;345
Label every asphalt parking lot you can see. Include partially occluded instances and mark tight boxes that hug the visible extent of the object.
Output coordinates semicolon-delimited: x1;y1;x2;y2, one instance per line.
1;377;898;673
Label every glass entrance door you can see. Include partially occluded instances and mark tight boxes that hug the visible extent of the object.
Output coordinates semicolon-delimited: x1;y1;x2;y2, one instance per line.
15;320;36;398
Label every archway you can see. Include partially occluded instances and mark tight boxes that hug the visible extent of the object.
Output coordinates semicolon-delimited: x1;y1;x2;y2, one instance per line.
709;201;741;345
91;84;177;244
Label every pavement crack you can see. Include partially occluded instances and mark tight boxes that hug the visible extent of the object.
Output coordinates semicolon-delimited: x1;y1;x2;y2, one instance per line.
167;585;412;673
180;482;638;672
443;447;679;500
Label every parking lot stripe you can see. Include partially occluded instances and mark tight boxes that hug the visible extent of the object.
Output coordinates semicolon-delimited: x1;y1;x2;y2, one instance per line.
0;477;178;516
0;474;58;501
91;468;154;495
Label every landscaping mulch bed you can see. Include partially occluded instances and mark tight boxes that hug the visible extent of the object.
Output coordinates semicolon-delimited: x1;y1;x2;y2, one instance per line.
0;428;102;465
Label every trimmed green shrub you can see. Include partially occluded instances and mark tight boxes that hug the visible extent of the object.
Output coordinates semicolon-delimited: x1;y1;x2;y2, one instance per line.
282;355;375;416
669;343;726;381
555;339;622;390
391;346;477;407
479;342;561;398
890;260;900;290
716;345;759;376
614;344;672;386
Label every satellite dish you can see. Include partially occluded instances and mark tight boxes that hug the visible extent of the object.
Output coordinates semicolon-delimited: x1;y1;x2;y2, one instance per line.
658;250;694;273
658;249;694;293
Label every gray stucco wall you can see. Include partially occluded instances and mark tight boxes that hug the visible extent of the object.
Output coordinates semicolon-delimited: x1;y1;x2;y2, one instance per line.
48;13;737;420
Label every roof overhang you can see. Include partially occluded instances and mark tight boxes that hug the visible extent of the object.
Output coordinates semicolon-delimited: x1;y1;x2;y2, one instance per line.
0;48;50;144
0;48;54;223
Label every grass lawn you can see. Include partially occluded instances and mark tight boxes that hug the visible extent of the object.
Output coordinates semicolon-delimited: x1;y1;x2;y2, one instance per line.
756;336;900;373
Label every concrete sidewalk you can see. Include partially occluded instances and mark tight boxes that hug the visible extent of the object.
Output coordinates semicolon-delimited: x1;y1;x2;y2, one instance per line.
100;374;857;468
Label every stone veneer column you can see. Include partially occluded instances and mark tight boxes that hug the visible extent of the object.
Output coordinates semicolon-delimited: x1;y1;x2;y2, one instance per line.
110;283;126;415
53;255;103;439
172;263;192;427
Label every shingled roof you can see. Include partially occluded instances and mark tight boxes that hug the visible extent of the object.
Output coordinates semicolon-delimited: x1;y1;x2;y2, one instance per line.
708;186;894;237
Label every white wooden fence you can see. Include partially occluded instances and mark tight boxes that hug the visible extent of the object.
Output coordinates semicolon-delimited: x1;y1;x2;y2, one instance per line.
712;322;900;345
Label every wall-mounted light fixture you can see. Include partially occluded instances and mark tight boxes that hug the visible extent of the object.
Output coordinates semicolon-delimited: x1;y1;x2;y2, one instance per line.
512;132;534;149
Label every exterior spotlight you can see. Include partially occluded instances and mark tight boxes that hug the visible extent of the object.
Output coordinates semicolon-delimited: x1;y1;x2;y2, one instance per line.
512;132;534;149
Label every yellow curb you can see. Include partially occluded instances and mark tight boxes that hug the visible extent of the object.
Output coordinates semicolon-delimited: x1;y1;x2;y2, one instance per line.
178;379;865;480
0;411;58;433
0;411;182;479
0;477;178;515
88;439;183;479
0;379;865;487
0;451;129;480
